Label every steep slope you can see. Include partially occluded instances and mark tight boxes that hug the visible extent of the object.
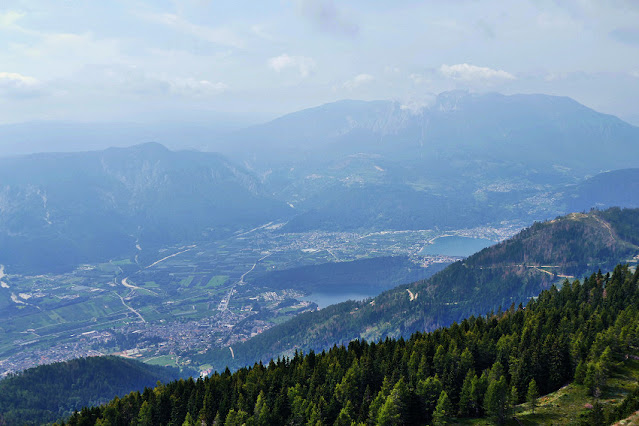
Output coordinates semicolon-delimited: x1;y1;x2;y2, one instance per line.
65;265;639;425
198;208;639;371
0;356;186;425
0;143;291;273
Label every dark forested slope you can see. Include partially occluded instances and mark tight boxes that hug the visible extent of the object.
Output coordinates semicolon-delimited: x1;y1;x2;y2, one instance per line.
0;356;186;425
64;265;639;425
198;208;639;372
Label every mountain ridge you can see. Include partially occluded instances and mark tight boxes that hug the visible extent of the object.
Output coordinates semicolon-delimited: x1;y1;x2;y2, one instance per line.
0;143;291;273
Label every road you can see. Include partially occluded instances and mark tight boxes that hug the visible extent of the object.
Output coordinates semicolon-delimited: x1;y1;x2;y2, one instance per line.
218;253;271;311
119;246;197;295
145;246;194;269
114;292;146;323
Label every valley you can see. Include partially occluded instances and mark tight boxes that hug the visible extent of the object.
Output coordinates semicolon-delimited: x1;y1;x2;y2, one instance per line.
0;222;516;377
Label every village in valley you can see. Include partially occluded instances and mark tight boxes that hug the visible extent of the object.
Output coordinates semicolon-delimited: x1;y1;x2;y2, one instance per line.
0;222;521;377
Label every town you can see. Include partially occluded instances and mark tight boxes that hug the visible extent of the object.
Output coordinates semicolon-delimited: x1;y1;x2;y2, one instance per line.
0;222;521;377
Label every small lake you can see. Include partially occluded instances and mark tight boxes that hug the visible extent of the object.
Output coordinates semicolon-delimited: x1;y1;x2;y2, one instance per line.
302;292;375;309
420;236;495;257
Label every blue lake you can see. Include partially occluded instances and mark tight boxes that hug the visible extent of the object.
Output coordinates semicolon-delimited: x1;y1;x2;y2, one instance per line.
302;292;374;309
419;236;495;257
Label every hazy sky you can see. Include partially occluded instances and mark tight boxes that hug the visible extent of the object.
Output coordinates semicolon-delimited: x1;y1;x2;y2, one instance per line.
1;0;639;125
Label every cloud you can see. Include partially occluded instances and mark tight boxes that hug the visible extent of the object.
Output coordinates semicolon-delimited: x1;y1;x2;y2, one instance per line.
0;72;44;98
297;0;359;37
410;73;428;84
145;13;244;48
610;27;639;45
0;10;25;29
343;73;374;90
440;63;516;81
400;95;436;114
268;54;316;77
251;24;277;42
168;78;228;97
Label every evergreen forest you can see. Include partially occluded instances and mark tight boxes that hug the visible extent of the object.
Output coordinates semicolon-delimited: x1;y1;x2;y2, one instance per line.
61;264;639;425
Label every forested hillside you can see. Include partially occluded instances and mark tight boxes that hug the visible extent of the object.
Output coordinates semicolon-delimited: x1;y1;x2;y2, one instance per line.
197;208;639;372
0;356;185;425
62;265;639;425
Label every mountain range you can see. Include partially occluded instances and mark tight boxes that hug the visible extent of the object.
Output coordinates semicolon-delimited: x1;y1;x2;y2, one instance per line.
0;143;290;273
1;91;639;273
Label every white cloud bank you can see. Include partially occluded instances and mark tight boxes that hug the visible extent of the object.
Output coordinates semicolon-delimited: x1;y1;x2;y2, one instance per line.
0;72;43;98
0;10;25;29
268;54;316;78
168;78;228;97
440;63;515;81
343;73;374;89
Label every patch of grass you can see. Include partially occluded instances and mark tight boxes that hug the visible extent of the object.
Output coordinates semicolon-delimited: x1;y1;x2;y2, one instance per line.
514;356;639;425
144;355;177;368
455;356;639;425
204;275;228;289
179;276;194;288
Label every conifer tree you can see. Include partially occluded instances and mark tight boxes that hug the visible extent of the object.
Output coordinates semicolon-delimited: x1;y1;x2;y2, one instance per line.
457;369;475;417
433;390;452;425
484;376;508;425
526;379;539;414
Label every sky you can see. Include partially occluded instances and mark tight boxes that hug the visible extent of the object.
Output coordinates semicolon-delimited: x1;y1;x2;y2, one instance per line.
1;0;639;125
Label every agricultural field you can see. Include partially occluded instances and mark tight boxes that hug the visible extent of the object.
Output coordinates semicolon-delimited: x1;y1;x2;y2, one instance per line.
0;222;518;376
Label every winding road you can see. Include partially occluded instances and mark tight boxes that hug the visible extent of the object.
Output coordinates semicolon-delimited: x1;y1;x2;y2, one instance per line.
114;292;146;323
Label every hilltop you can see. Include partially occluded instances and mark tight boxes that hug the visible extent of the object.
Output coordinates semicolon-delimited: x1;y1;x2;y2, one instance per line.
0;355;187;425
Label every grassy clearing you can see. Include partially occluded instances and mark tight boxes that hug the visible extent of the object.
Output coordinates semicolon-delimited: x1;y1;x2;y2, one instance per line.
144;355;178;368
204;275;228;288
454;356;639;425
513;357;639;425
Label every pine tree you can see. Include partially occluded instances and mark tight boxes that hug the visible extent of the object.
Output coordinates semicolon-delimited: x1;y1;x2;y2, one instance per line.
510;386;519;417
484;376;508;425
254;390;270;426
182;411;194;426
334;401;354;426
377;379;409;426
457;370;475;417
224;409;248;426
433;390;452;425
526;379;539;414
137;400;153;426
574;360;586;384
417;375;442;419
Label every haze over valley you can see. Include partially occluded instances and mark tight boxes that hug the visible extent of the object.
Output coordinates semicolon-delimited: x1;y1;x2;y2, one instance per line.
1;1;639;425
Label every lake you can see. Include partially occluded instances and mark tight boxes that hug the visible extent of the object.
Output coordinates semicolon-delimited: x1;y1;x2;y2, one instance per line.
302;292;375;309
419;236;495;257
